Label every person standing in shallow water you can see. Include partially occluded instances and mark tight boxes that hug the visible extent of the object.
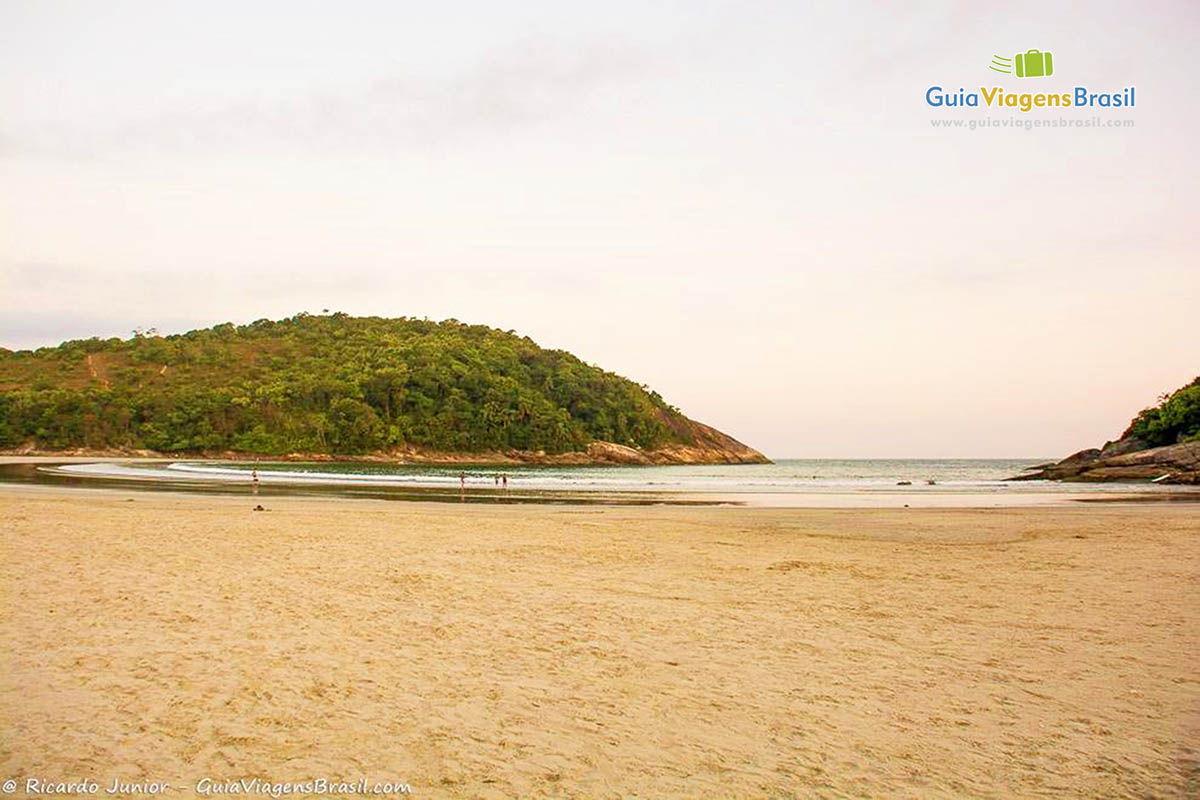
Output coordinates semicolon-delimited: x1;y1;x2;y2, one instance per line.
251;469;259;495
502;473;508;490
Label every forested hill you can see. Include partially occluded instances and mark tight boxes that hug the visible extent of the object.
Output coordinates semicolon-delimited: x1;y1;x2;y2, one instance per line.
0;314;768;464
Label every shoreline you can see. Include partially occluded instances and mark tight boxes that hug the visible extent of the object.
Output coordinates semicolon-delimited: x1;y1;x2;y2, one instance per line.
4;456;1200;508
0;443;773;467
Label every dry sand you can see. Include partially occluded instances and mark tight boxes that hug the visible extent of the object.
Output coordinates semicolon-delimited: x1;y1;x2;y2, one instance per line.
1;486;1197;798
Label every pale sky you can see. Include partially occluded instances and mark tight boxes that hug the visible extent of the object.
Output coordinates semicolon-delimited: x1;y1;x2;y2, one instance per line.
1;1;1197;458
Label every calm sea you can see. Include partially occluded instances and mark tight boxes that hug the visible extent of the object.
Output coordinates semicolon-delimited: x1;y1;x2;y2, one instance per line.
169;457;1051;492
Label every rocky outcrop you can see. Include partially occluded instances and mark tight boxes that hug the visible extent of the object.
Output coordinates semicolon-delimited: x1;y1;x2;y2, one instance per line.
646;417;770;464
0;420;771;467
1009;440;1200;485
386;420;770;465
371;415;770;465
586;441;651;464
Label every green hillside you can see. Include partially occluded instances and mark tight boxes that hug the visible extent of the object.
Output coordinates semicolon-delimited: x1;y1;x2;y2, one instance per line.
0;313;704;456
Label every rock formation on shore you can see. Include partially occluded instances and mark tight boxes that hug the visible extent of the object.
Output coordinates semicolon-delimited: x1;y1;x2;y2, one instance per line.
1009;441;1200;485
1009;376;1200;485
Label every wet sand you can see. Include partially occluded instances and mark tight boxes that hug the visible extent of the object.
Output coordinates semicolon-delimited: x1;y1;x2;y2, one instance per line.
1;486;1198;797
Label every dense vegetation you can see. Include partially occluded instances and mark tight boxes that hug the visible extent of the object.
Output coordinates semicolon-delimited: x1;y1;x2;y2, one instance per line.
0;314;697;455
1122;376;1200;447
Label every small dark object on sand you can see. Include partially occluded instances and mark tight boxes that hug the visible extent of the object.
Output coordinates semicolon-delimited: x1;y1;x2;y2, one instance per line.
253;504;265;511
897;480;912;486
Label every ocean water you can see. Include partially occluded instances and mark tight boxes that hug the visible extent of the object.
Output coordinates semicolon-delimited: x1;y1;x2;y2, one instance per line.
28;458;1198;506
164;457;1050;492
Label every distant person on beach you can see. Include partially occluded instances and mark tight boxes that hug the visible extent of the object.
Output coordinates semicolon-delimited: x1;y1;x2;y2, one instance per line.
251;469;259;495
502;473;508;489
494;474;500;486
460;471;466;490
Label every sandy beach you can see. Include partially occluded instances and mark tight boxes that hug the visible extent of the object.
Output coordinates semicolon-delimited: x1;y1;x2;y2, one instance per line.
1;486;1197;798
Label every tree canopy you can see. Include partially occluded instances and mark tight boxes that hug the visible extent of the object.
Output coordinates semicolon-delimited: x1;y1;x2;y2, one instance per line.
0;314;697;455
1122;376;1200;447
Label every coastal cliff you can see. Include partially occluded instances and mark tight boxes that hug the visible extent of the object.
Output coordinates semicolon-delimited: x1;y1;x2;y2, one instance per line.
1009;376;1200;484
0;314;770;466
1009;441;1200;485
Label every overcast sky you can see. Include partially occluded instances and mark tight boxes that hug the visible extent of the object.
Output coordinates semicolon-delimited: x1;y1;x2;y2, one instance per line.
2;1;1197;458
